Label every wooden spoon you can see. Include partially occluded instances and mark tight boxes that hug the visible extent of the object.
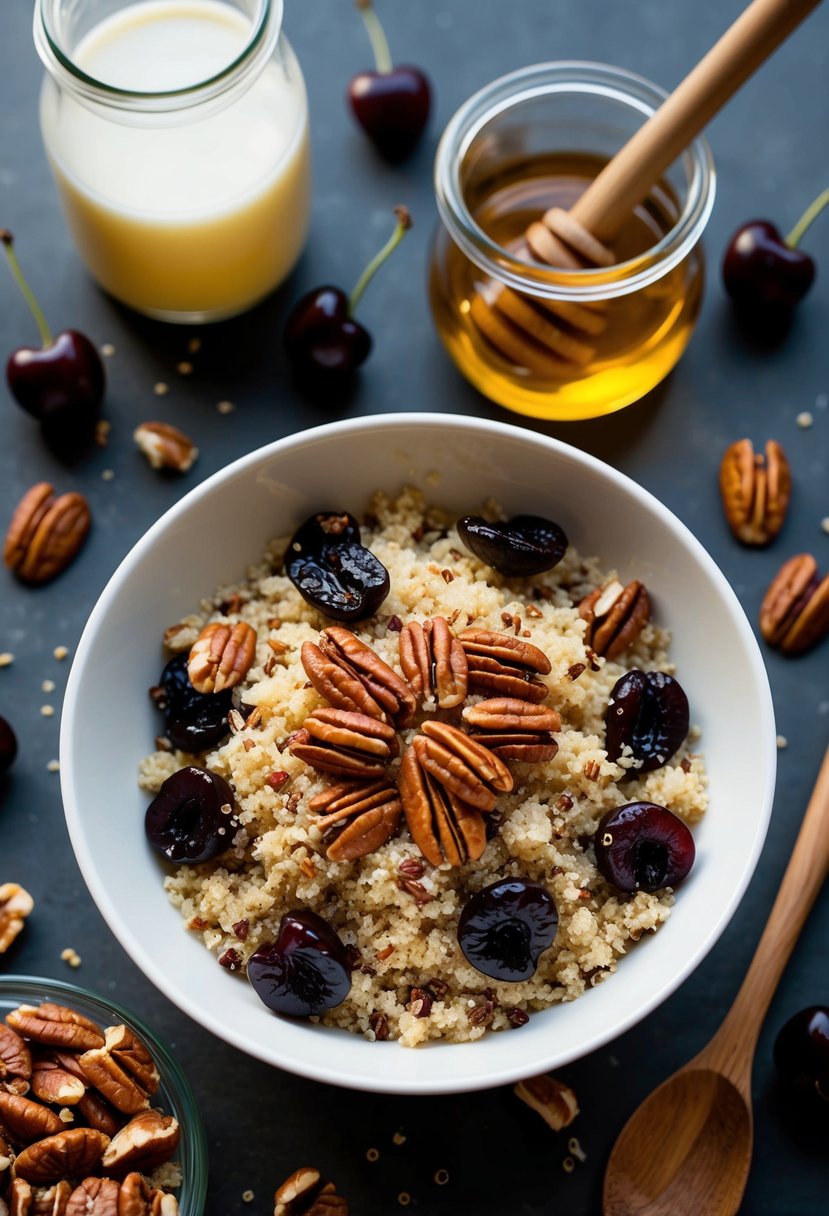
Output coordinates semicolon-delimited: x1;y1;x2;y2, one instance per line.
603;744;829;1216
475;0;824;372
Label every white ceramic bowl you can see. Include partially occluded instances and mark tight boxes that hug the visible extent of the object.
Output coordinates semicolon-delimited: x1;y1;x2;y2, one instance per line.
61;414;776;1094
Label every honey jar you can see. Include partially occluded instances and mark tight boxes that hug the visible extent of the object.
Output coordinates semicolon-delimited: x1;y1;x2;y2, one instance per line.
35;0;310;323
430;63;716;421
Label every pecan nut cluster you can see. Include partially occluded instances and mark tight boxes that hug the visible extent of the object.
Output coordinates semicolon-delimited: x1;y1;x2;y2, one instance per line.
289;620;561;867
0;1001;181;1214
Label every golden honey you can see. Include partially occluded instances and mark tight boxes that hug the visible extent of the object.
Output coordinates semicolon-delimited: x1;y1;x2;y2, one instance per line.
430;64;715;422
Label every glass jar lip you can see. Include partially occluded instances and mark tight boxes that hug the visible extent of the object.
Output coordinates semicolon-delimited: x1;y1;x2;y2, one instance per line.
434;60;716;301
0;973;208;1215
34;0;283;113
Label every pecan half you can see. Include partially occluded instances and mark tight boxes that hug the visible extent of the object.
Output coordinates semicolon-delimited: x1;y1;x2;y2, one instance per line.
133;422;198;474
719;438;791;545
274;1167;348;1216
0;1025;32;1081
398;746;487;868
117;1173;179;1216
78;1046;150;1116
103;1026;159;1097
458;628;551;702
578;580;650;660
0;884;34;954
309;780;402;862
302;627;416;726
463;697;561;762
3;483;91;586
29;1061;86;1107
398;617;468;708
75;1089;122;1138
415;721;512;811
514;1073;579;1131
187;620;257;694
6;1005;104;1053
289;708;397;779
759;553;829;654
0;1091;63;1143
101;1109;179;1174
14;1128;109;1184
8;1178;72;1216
65;1177;120;1216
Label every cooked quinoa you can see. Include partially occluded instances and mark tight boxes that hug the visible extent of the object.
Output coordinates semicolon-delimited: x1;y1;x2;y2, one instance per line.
139;488;707;1046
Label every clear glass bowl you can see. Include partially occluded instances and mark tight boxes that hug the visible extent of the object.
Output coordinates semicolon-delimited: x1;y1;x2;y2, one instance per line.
0;975;207;1214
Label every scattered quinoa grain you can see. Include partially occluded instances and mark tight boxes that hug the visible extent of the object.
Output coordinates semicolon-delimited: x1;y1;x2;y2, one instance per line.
60;948;81;968
434;1169;449;1185
187;338;202;355
241;1190;254;1203
821;517;829;535
398;1193;411;1207
0;653;14;668
101;469;115;481
177;361;193;376
95;420;111;447
100;343;116;357
154;382;169;396
42;679;55;694
53;646;69;660
216;399;235;415
776;735;788;749
392;1131;407;1146
568;1137;587;1162
562;1157;575;1174
40;705;55;717
366;1148;380;1163
797;411;814;428
47;760;60;773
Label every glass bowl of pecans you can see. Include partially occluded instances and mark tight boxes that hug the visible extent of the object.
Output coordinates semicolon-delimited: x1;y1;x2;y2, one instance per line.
61;413;776;1094
0;975;207;1214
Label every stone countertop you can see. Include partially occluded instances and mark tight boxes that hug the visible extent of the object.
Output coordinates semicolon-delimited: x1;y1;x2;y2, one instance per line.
1;0;828;1212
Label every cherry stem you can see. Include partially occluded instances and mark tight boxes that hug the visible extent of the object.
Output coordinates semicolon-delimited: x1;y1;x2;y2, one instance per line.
785;188;829;249
356;0;393;75
0;230;53;348
348;206;412;316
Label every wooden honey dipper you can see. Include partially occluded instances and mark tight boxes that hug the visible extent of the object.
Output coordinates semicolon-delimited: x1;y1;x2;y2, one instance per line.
471;0;824;375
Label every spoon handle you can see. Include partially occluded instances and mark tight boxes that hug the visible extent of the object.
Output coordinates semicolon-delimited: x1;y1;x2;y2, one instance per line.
701;745;829;1086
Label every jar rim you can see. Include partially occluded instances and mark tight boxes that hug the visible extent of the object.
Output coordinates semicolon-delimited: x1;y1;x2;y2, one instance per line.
34;0;283;114
434;60;716;301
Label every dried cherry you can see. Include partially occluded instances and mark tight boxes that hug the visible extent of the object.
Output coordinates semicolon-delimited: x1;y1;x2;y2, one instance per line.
152;653;232;752
145;765;239;863
458;879;558;982
247;910;352;1017
594;801;695;893
457;514;568;577
605;669;689;772
285;511;390;621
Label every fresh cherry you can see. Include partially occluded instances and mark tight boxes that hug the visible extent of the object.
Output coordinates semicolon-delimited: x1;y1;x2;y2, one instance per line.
1;231;104;440
145;765;239;864
594;801;695;893
347;0;431;161
458;879;558;982
0;715;17;774
774;1006;829;1106
284;205;411;382
247;910;352;1018
722;188;829;331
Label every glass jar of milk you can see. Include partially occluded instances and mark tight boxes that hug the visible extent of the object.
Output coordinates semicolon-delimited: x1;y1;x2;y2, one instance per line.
34;0;311;322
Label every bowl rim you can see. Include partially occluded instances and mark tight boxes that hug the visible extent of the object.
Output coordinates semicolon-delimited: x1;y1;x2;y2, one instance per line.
60;412;777;1094
0;972;208;1211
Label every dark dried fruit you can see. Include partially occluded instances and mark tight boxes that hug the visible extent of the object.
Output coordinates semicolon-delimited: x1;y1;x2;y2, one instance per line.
285;511;390;622
458;879;558;982
0;714;17;774
594;801;695;893
247;910;351;1018
457;514;568;577
605;669;689;772
145;765;239;863
153;652;232;752
774;1006;829;1105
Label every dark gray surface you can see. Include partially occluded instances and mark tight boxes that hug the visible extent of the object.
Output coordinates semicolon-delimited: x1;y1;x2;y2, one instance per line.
1;1;828;1212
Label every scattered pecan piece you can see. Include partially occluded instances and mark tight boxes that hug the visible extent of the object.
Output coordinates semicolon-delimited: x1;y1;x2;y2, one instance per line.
133;421;198;474
368;1012;389;1041
309;779;402;862
463;697;561;762
302;627;416;726
289;708;397;779
458;628;551;702
514;1073;579;1131
408;988;433;1018
578;579;650;660
399;617;468;708
101;1109;179;1173
760;553;829;654
14;1128;110;1184
3;483;91;585
719;438;791;545
398;746;487;869
274;1167;348;1216
6;1005;104;1053
0;883;34;954
187;620;257;694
